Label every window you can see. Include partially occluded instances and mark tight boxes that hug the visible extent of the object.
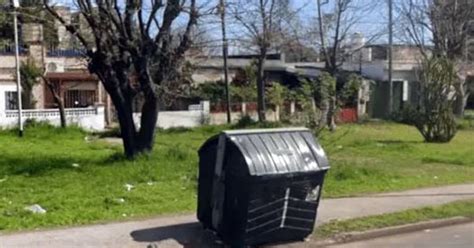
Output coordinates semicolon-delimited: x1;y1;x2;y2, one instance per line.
5;91;18;110
64;90;96;108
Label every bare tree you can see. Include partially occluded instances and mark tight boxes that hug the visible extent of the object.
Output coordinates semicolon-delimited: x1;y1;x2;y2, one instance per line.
229;0;295;122
398;0;474;117
315;0;382;130
43;0;199;158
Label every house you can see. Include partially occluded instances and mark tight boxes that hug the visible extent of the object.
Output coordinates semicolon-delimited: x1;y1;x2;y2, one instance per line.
0;19;109;130
191;53;372;122
350;44;427;118
190;40;434;120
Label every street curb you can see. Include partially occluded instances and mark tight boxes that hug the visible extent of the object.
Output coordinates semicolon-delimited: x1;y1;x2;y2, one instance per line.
313;217;473;247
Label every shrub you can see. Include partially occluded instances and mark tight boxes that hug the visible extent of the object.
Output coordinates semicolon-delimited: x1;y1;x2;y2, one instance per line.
234;115;257;129
409;57;458;142
391;106;419;125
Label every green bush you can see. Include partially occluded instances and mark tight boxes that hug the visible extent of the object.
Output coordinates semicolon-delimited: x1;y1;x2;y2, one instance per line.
405;57;458;143
390;106;419;125
233;115;257;129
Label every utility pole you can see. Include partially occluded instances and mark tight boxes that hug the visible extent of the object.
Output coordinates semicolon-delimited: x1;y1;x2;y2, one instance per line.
12;0;24;137
219;0;231;124
388;0;393;116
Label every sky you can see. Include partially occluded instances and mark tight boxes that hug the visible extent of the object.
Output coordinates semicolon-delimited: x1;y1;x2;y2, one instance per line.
293;0;393;42
47;0;423;54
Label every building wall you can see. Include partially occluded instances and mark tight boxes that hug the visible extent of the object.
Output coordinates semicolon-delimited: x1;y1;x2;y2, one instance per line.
192;67;238;84
369;45;425;62
54;7;73;49
133;101;211;129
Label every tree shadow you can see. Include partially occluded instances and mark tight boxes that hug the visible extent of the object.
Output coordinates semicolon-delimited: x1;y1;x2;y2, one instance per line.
1;155;86;176
130;222;222;248
375;140;422;144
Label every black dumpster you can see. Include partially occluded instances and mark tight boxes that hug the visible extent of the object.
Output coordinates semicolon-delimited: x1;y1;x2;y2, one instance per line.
197;128;330;246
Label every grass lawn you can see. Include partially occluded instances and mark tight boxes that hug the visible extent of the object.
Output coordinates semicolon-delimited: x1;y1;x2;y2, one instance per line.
314;199;474;239
0;122;473;231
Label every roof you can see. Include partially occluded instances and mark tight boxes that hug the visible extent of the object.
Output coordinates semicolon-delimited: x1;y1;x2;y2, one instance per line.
223;128;329;176
45;72;98;81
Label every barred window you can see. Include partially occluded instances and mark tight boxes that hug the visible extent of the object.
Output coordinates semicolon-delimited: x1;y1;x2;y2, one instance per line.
64;90;96;108
5;91;18;110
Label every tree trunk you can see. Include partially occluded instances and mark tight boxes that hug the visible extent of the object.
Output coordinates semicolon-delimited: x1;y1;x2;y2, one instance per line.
136;96;159;152
256;55;267;122
453;82;467;118
318;97;329;130
45;80;66;128
327;96;337;131
109;90;159;159
112;93;139;159
57;98;66;128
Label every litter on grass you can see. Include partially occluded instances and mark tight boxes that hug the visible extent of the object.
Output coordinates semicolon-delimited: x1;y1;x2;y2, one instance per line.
124;184;134;191
25;204;47;214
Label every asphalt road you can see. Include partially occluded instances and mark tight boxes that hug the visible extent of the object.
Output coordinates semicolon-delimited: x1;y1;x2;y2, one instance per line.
331;222;474;248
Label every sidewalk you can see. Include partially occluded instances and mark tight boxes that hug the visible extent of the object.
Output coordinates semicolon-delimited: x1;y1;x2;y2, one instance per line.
1;184;473;248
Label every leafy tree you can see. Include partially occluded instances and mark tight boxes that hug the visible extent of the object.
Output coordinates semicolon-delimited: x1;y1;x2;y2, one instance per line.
0;0;13;46
339;73;363;106
313;72;337;130
0;0;58;48
296;80;319;129
267;83;287;107
266;82;287;120
192;81;226;103
299;72;362;131
19;58;42;109
231;64;258;102
410;57;458;142
399;0;474;117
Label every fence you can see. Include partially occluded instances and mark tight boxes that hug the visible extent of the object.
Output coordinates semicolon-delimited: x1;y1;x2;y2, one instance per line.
0;106;105;131
338;107;358;123
209;101;359;124
209;102;279;125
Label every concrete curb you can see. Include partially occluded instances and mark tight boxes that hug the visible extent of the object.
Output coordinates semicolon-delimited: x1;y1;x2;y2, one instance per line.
313;217;473;247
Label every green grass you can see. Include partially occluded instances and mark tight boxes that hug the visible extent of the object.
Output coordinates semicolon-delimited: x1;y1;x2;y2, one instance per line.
319;122;474;197
458;111;474;130
0;122;473;231
315;199;474;239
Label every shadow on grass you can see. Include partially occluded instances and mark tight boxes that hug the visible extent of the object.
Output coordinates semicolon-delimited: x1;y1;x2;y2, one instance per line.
375;140;422;144
0;155;88;176
421;157;468;166
130;222;218;247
